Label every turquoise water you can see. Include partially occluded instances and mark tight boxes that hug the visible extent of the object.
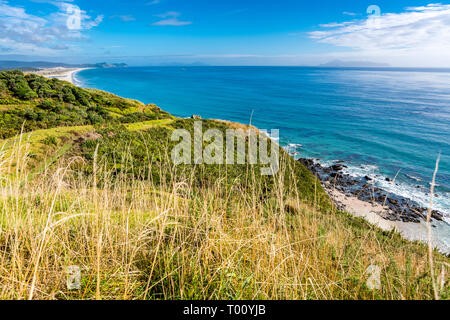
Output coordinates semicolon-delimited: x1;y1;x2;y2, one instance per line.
76;66;450;220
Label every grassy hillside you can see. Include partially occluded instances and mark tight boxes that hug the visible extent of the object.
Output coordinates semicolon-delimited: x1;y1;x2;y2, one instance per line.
0;70;448;300
0;70;172;139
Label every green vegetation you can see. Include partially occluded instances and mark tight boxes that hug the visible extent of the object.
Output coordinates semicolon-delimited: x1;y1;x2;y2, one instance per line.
0;70;172;139
76;119;330;212
0;70;447;300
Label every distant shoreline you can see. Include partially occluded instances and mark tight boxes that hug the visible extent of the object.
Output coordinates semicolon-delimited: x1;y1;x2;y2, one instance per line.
26;67;91;85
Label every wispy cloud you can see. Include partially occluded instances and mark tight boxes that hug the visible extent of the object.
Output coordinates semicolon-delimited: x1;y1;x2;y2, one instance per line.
111;14;136;22
155;11;181;19
152;11;192;26
152;18;192;26
343;12;358;16
309;3;450;66
310;3;450;50
0;0;103;54
146;0;160;5
319;21;354;28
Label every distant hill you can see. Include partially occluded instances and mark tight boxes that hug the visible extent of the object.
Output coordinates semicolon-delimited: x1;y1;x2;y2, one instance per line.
320;60;390;68
158;62;210;67
93;62;129;68
0;61;128;70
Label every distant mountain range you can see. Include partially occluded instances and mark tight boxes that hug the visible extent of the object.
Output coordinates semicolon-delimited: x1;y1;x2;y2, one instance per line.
0;59;394;70
320;60;390;68
158;62;210;67
0;61;128;70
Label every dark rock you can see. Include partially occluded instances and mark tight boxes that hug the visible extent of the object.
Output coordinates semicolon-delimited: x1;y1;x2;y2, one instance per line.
330;172;342;178
410;208;426;220
297;158;316;173
331;164;345;171
297;156;437;225
431;210;443;221
401;215;420;223
322;167;332;174
388;198;399;206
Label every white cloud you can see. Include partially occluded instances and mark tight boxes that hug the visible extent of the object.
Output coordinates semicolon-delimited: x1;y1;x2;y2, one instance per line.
0;0;103;54
85;14;104;28
309;3;450;67
146;0;160;5
152;11;191;26
155;11;181;19
319;21;354;28
112;14;135;22
152;18;192;26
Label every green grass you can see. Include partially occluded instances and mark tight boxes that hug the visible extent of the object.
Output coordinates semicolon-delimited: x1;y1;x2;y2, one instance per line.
125;119;175;131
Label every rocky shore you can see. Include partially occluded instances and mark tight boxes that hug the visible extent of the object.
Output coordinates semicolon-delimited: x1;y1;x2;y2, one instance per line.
298;158;444;224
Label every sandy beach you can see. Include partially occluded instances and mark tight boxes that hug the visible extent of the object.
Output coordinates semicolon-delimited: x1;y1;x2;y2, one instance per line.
324;183;450;254
26;67;89;85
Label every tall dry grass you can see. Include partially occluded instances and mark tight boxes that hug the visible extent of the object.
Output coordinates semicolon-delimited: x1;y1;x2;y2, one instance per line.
0;135;448;300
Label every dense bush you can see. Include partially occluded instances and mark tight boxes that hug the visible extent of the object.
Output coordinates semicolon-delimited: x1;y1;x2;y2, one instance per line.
26;74;54;98
0;79;9;97
0;70;37;100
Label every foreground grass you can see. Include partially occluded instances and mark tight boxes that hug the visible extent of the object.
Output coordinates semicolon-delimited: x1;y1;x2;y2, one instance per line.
0;126;448;300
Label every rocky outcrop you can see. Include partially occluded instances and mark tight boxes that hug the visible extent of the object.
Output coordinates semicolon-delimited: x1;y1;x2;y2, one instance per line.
298;157;444;223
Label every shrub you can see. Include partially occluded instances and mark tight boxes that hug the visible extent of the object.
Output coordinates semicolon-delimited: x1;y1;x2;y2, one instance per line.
42;136;58;146
0;80;8;97
37;99;57;111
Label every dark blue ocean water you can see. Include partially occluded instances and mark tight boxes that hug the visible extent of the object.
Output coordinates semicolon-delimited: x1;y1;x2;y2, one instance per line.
76;66;450;218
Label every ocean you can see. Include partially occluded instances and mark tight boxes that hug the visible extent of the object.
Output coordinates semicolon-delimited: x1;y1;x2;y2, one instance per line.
76;66;450;224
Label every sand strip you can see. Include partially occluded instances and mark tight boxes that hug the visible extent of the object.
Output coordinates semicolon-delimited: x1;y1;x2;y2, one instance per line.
325;183;450;254
26;67;90;85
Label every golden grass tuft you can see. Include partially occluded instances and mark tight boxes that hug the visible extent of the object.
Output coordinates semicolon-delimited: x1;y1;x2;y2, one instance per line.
0;135;448;300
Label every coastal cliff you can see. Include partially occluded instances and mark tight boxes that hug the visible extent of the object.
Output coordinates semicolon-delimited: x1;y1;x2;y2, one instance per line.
0;70;448;300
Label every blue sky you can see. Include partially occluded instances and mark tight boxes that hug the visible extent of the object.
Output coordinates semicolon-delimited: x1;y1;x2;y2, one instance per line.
1;0;450;66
